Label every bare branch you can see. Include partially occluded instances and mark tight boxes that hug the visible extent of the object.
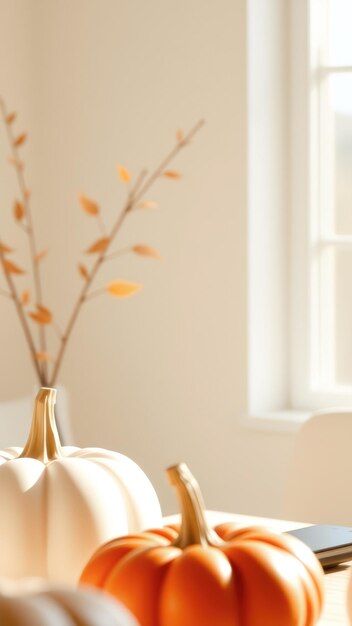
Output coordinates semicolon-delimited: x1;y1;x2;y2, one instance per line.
0;98;49;383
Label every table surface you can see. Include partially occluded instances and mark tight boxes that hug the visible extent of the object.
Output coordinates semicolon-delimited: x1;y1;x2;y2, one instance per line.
164;511;351;625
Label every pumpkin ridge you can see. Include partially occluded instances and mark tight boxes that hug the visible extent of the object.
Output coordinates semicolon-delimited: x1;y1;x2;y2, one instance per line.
0;593;72;625
273;539;323;626
45;457;130;581
80;457;137;529
0;448;21;463
91;532;167;558
219;526;324;609
273;533;325;608
228;557;246;626
146;527;178;542
0;457;48;578
0;586;139;625
159;545;240;626
103;544;157;589
82;537;167;589
223;541;311;625
80;456;161;531
105;544;180;626
43;589;104;626
293;562;321;626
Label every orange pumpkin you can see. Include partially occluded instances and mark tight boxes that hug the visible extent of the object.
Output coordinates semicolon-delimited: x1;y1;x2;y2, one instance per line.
80;463;324;626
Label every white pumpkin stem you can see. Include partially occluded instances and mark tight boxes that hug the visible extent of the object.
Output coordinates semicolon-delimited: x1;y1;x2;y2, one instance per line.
166;463;223;548
20;387;63;462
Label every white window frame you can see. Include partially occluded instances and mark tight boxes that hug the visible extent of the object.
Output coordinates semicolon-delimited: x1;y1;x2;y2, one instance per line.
292;0;352;409
247;0;352;431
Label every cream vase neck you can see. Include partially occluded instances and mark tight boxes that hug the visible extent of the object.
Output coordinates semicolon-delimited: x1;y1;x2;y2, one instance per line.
19;387;63;463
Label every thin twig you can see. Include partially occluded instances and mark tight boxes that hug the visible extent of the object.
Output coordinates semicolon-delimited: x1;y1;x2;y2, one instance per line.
130;169;149;198
133;120;205;206
0;99;48;383
49;122;204;385
18;222;30;235
104;247;131;261
84;288;106;300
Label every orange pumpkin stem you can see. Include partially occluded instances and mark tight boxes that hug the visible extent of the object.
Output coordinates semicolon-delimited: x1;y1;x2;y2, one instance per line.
166;463;223;549
19;387;63;463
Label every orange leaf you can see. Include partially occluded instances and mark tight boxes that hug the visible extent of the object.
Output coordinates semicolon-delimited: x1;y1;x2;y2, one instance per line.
117;165;131;183
35;351;51;362
14;133;27;147
5;112;16;124
2;259;25;274
21;290;30;305
132;244;162;260
137;200;158;209
29;305;53;325
34;250;47;262
13;200;25;221
86;237;110;254
0;242;13;254
163;170;182;179
78;264;89;280
106;280;143;298
79;193;100;216
176;129;185;142
38;304;52;320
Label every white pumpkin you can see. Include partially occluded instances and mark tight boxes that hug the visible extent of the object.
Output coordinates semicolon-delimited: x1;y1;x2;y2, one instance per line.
0;387;161;582
0;583;139;626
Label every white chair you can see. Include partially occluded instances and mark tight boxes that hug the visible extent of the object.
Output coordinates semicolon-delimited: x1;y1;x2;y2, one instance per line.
0;387;73;449
282;409;352;526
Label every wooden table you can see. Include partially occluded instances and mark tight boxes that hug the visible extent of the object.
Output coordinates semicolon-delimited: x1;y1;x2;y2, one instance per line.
164;511;351;625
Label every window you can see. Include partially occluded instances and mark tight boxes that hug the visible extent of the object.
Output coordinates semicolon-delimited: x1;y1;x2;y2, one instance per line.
248;0;352;423
292;0;352;409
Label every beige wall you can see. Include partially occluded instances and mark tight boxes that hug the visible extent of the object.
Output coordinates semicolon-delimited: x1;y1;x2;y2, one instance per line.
0;0;295;515
0;0;37;397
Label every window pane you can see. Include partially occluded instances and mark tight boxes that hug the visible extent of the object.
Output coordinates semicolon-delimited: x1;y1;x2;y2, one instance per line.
335;247;352;385
329;0;352;66
330;75;352;234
